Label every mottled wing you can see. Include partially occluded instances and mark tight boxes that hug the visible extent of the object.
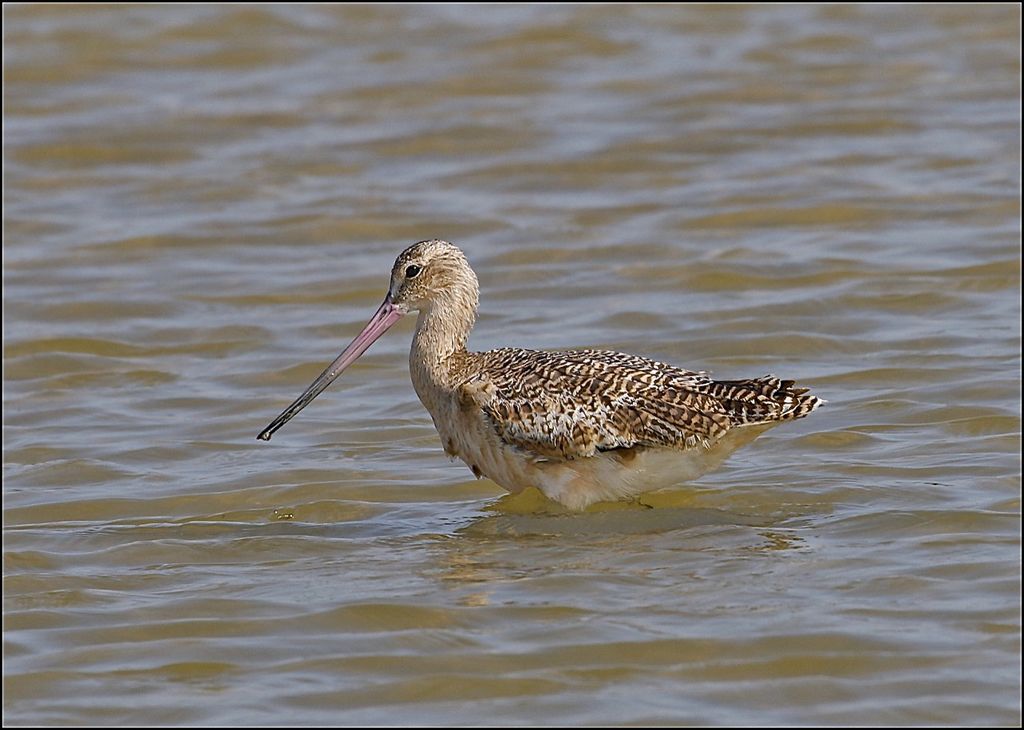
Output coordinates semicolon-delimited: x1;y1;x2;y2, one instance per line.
464;349;734;461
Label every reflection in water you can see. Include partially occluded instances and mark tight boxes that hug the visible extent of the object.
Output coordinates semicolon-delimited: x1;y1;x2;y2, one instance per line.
428;494;801;597
468;502;775;538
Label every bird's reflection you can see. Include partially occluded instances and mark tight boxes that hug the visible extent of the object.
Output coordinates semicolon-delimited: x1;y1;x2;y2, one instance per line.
424;487;810;595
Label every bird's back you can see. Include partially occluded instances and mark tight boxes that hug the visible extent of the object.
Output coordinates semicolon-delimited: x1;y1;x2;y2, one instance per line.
462;348;822;462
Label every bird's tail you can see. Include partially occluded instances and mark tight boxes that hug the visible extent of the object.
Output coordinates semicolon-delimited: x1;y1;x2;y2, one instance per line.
709;375;824;426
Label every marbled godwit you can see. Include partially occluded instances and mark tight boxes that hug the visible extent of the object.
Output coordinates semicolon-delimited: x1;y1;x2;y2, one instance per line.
258;240;823;510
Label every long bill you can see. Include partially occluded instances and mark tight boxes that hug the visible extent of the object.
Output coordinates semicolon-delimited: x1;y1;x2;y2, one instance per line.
257;297;406;441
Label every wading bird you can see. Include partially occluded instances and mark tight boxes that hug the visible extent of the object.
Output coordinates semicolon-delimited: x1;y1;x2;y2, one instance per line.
258;240;822;510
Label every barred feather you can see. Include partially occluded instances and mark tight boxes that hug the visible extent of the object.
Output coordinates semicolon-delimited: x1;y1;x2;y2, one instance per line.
461;349;822;461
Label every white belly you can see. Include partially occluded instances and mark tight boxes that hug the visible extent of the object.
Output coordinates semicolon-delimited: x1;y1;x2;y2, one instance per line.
530;423;773;510
433;402;774;511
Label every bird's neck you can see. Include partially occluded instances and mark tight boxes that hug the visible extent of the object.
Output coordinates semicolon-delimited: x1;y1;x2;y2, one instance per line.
410;292;477;391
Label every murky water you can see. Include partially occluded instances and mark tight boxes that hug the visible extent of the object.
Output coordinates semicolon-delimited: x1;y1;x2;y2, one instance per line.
4;4;1020;725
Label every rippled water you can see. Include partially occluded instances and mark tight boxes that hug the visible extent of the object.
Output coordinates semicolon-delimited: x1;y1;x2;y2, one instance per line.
4;4;1021;725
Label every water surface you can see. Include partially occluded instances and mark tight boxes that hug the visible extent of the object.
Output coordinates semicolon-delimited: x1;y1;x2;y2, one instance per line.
4;4;1021;725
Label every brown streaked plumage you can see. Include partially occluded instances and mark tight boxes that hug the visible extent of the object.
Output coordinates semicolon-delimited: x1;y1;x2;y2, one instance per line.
258;239;823;510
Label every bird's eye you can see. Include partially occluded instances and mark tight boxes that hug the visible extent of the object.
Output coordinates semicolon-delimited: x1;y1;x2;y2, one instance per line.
405;264;422;279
